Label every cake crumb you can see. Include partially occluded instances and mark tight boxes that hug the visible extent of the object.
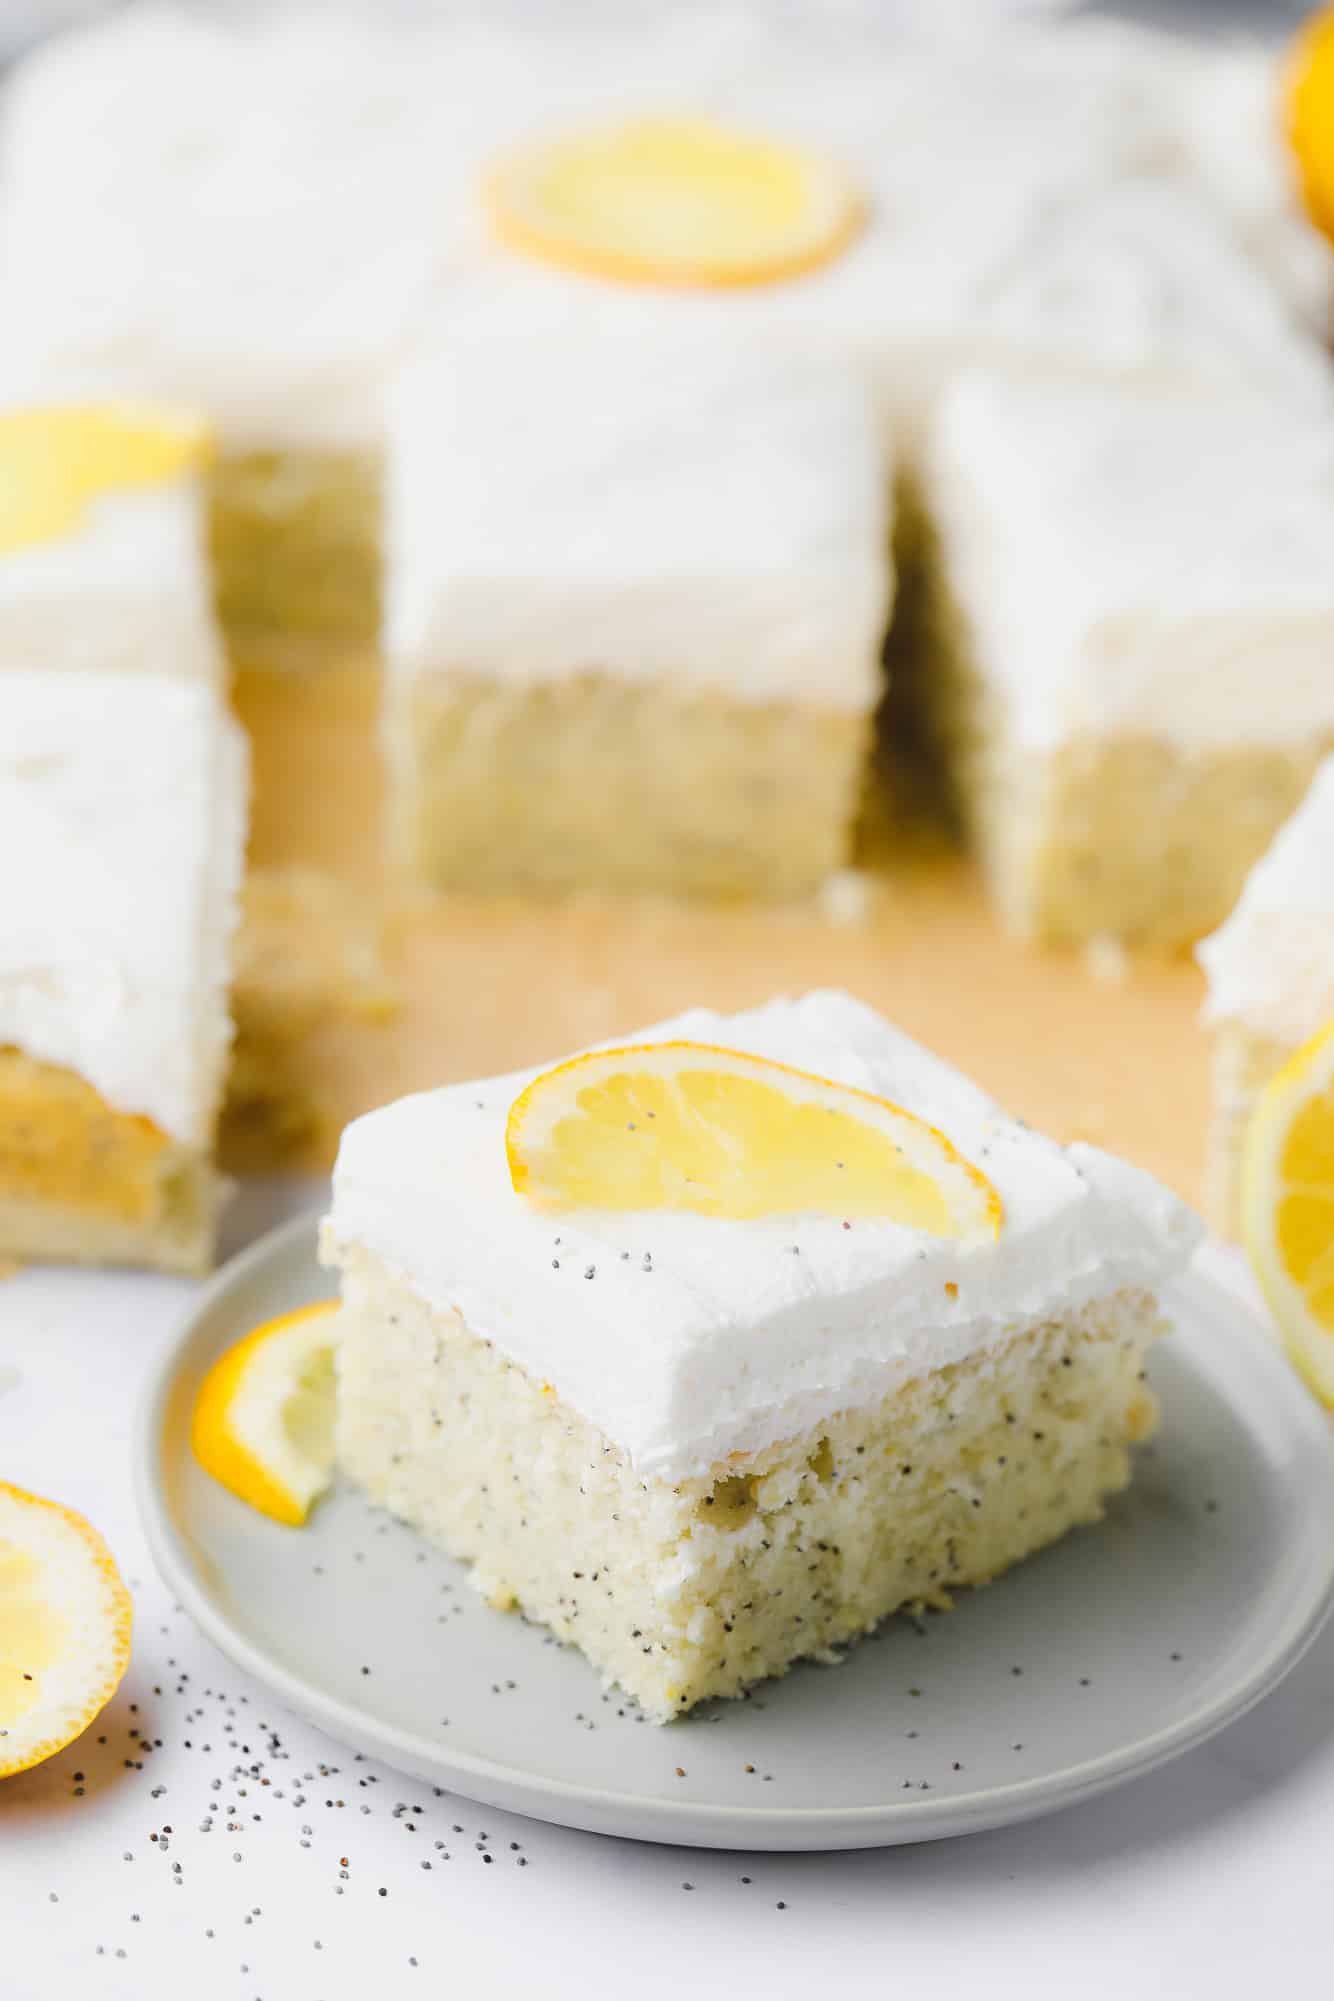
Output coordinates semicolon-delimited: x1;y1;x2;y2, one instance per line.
1085;933;1129;985
818;869;874;928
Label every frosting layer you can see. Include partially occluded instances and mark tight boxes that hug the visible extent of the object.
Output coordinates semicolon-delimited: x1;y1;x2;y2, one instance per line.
3;7;1319;449
1198;758;1334;1042
929;368;1334;754
386;335;889;708
0;672;248;1145
324;992;1200;1481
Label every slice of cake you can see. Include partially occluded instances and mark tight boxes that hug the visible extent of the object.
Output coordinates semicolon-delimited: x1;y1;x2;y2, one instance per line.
916;368;1334;950
382;336;891;900
1197;758;1334;1239
0;402;221;684
321;991;1200;1720
0;672;248;1273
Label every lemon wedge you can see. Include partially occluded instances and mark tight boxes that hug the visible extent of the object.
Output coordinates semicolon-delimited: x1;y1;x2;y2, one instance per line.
191;1301;340;1526
1243;1017;1334;1404
0;405;213;557
0;1482;132;1779
506;1041;1002;1240
1287;7;1334;241
485;117;864;289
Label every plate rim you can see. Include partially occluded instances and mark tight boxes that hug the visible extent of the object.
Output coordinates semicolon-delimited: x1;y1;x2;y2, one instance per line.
135;1212;1334;1852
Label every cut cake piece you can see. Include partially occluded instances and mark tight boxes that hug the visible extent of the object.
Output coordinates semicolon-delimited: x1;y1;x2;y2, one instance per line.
382;337;891;899
321;991;1200;1721
1197;757;1334;1239
0;672;248;1273
916;368;1334;950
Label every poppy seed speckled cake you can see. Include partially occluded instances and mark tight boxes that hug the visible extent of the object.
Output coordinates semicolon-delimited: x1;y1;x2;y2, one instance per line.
321;992;1200;1720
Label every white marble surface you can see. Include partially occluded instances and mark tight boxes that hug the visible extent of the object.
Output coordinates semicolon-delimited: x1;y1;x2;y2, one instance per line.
1;1180;1331;2000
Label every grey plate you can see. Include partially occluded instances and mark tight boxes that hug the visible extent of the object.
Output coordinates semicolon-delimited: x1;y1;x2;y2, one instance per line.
136;1214;1334;1851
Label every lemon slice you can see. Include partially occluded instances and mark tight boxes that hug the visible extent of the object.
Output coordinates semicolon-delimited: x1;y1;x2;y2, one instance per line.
485;117;864;289
1287;7;1334;241
506;1041;1003;1240
191;1301;340;1526
0;1483;132;1779
1242;1017;1334;1404
0;405;213;557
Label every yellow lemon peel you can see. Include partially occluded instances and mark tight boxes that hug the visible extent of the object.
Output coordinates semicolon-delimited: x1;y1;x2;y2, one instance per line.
506;1040;1002;1241
0;405;213;556
1242;1017;1334;1405
191;1301;340;1526
486;117;864;290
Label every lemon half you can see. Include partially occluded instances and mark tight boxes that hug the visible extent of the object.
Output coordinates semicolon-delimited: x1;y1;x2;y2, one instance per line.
1242;1017;1334;1404
191;1301;340;1526
486;117;864;290
1287;7;1334;240
0;1483;132;1779
506;1040;1002;1241
0;405;213;557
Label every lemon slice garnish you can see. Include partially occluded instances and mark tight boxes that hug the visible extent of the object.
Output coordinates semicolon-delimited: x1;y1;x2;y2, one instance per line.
506;1041;1003;1240
1286;7;1334;241
485;117;864;290
0;404;213;557
1243;1017;1334;1405
191;1302;340;1526
0;1482;132;1779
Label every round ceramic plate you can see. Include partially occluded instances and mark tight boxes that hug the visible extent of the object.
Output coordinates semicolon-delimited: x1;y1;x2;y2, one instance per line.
137;1214;1334;1852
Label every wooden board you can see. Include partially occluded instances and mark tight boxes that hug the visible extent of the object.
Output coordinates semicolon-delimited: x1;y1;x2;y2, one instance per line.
227;658;1211;1206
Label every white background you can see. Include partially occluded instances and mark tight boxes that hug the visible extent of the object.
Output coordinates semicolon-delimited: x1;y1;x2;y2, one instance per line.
3;1181;1332;2001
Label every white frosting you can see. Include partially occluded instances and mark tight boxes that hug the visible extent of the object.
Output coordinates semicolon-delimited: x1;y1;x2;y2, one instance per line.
1198;758;1334;1043
928;368;1334;754
968;179;1334;415
434;87;1332;445
1178;41;1333;340
385;335;889;707
0;672;248;1146
323;991;1201;1482
0;479;222;684
0;4;795;448
5;5;1315;452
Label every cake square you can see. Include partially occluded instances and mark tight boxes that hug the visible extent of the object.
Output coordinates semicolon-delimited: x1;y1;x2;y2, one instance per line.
321;991;1199;1720
0;672;248;1273
916;368;1334;949
383;336;891;899
1197;757;1334;1237
0;402;222;684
